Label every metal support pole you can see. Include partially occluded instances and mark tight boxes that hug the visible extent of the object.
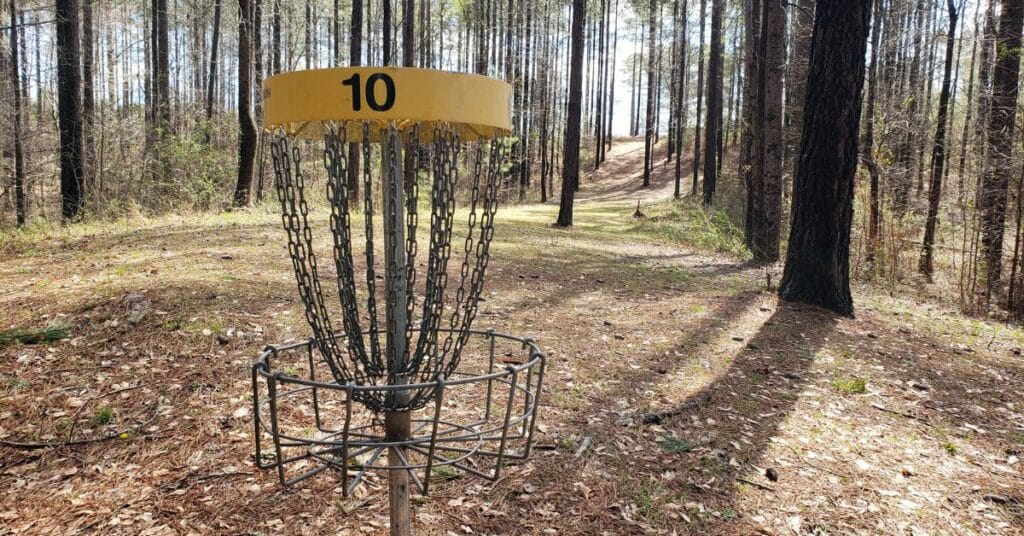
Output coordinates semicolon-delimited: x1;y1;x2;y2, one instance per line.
383;125;412;536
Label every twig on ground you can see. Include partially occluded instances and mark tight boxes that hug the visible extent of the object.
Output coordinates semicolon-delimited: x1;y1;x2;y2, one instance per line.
635;391;712;425
735;477;774;492
0;402;161;451
870;403;933;428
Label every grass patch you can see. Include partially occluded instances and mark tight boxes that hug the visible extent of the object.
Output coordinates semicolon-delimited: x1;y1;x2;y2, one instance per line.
635;483;663;521
832;377;867;394
657;438;695;453
0;325;71;347
636;199;750;258
942;441;958;455
91;405;114;426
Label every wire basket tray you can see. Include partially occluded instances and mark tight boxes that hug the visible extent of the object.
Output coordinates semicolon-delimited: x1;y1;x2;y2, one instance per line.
251;328;545;496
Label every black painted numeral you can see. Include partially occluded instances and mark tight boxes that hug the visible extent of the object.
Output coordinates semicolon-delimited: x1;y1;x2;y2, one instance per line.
342;72;396;112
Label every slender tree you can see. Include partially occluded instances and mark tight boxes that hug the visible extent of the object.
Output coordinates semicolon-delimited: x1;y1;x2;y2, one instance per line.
82;0;94;193
235;0;258;206
642;0;656;187
556;0;586;227
348;0;363;205
206;0;222;128
10;0;26;226
691;0;706;195
56;0;85;220
701;0;723;205
919;0;959;280
750;0;784;261
779;0;872;316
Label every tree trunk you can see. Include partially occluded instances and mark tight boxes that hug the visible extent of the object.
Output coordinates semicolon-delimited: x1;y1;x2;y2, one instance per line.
10;0;26;226
56;0;85;221
740;0;760;246
643;0;656;187
785;0;813;182
701;0;723;205
779;0;872;316
272;0;281;74
919;0;958;281
979;0;1024;303
155;0;170;132
750;0;784;261
556;0;586;227
82;0;94;196
862;0;882;264
673;0;688;199
349;0;363;206
691;0;706;195
206;0;221;132
235;0;258;207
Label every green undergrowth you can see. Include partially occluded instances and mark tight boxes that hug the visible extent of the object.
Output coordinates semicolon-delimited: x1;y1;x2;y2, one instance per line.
634;199;750;258
0;325;71;347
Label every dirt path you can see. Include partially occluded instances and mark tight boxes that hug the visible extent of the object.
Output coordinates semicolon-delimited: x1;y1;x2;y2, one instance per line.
576;138;689;205
1;144;1023;535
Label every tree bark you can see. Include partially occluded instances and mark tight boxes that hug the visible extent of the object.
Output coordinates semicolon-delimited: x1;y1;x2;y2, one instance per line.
56;0;85;221
779;0;872;316
234;0;258;207
750;0;784;261
979;0;1024;302
691;0;707;195
556;0;586;227
10;0;26;226
349;0;363;206
82;0;94;195
205;0;221;134
643;0;656;187
701;0;723;205
740;0;760;246
919;0;958;281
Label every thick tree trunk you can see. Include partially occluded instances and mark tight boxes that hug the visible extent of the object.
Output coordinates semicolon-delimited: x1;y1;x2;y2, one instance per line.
672;0;688;199
701;0;723;205
979;0;1024;302
919;0;958;281
779;0;872;316
56;0;84;221
556;0;586;227
235;0;258;207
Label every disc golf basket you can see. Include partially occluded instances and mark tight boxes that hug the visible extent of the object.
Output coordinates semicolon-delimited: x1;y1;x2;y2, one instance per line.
251;67;545;533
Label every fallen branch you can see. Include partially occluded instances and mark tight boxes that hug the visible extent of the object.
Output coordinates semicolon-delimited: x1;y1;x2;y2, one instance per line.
870;403;933;428
634;391;712;425
735;477;774;492
0;402;161;451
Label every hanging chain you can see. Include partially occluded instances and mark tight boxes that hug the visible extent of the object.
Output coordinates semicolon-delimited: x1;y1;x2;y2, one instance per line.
270;122;505;413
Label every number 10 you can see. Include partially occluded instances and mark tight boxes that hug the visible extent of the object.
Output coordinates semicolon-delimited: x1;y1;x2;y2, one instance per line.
341;73;396;112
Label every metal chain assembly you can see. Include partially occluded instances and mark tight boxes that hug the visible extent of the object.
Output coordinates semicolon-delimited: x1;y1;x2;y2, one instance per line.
270;122;503;413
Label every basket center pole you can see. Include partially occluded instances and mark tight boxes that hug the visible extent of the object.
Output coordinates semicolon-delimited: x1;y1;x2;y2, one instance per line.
382;125;412;536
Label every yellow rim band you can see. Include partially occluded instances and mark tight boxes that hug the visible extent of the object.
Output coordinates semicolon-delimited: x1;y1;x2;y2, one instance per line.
263;67;512;142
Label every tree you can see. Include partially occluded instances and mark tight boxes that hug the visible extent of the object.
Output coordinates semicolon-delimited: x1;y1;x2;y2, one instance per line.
349;0;363;205
10;0;26;226
978;0;1024;302
206;0;222;128
56;0;85;221
779;0;872;316
919;0;959;280
642;0;656;188
701;0;722;205
154;0;170;132
750;0;784;261
739;0;760;245
82;0;94;192
234;0;258;207
691;0;706;195
556;0;586;227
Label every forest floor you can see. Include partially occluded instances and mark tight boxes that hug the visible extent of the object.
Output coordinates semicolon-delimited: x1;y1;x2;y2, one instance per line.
2;139;1024;535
